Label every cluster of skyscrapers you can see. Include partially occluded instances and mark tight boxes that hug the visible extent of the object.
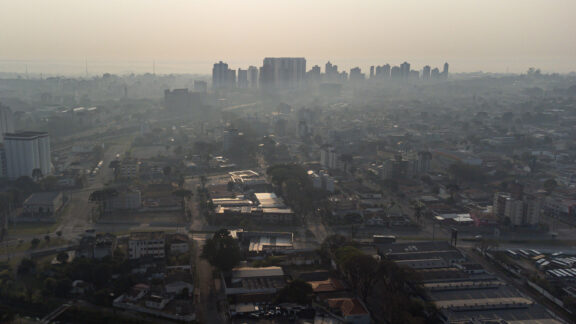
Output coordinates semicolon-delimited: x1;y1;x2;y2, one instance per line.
0;104;51;180
213;58;306;91
212;58;449;91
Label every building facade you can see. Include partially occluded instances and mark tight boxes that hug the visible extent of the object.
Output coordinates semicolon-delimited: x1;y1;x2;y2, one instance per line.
4;131;51;180
128;231;166;259
0;104;15;143
260;57;306;89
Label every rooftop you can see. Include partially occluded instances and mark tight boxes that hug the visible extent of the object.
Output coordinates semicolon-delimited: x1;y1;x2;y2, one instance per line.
232;266;285;279
4;131;49;139
130;231;165;241
254;193;286;208
327;298;369;316
24;192;61;205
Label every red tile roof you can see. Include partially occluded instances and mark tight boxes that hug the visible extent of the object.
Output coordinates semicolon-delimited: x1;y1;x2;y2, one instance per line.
328;298;368;316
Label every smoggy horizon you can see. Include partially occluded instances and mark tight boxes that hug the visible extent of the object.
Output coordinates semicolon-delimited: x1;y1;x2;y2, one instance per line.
1;0;575;75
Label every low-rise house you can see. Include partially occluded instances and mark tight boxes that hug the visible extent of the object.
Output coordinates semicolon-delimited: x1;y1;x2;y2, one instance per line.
165;280;194;296
224;266;286;295
237;231;294;257
145;295;171;310
326;298;370;324
167;233;189;254
77;233;117;259
22;192;63;219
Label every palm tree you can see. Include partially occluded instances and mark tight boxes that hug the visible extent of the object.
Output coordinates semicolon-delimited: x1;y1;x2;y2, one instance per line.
412;200;424;223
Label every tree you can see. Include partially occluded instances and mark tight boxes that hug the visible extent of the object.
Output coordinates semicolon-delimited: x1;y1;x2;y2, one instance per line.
31;237;41;248
341;254;379;302
543;179;557;195
201;229;242;272
275;280;313;305
412;201;424;223
17;258;36;275
200;175;207;189
57;251;69;264
446;183;460;201
172;189;193;212
163;166;172;177
43;277;58;296
56;230;63;238
320;234;349;261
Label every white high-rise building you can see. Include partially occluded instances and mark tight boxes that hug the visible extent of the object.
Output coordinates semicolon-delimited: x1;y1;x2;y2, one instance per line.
0;104;15;143
320;145;338;170
4;132;51;180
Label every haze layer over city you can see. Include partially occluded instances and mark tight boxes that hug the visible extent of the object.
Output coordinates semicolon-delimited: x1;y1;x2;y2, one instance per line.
0;1;576;324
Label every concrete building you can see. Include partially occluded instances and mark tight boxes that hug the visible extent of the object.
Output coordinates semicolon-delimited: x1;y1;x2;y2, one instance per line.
495;192;542;226
307;65;321;82
400;61;411;79
109;189;142;210
236;231;294;256
22;191;63;219
349;67;365;81
431;67;440;79
0;103;15;143
422;65;431;80
390;66;401;79
222;128;240;153
308;170;335;192
237;69;248;88
77;233;117;259
320;145;339;170
212;61;231;89
4;131;51;180
260;57;306;89
375;64;391;79
0;147;6;178
164;88;191;110
193;80;208;92
224;266;286;296
128;231;166;259
167;233;189;254
119;159;140;179
248;66;259;88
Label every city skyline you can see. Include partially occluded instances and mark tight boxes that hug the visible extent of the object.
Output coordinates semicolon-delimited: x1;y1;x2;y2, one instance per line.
1;0;575;75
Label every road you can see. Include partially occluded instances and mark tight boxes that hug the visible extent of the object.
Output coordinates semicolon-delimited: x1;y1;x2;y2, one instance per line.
56;141;131;240
1;140;132;259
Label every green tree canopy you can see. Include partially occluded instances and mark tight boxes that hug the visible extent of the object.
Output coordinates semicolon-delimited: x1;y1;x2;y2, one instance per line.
201;229;242;272
275;280;313;305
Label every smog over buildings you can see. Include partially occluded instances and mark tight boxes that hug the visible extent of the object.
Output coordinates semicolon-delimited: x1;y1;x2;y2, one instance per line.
0;1;576;323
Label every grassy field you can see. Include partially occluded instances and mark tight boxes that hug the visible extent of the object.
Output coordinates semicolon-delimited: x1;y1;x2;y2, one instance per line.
8;223;59;237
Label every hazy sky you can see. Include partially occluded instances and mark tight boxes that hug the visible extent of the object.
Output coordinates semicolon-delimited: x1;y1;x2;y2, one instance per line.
1;0;575;74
